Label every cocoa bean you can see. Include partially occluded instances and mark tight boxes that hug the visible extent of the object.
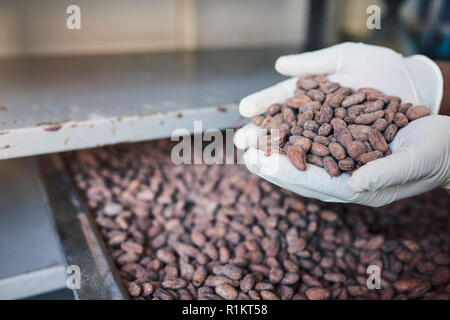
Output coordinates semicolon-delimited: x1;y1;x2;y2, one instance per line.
215;284;238;300
127;282;142;297
338;157;355;171
357;150;383;165
308;89;325;102
394;112;408;128
300;101;322;114
213;264;243;280
311;142;330;156
384;124;398;143
193;266;207;287
354;111;385;124
346;140;367;159
372;119;388;132
267;103;282;116
406;106;430;121
306;154;323;167
334;125;353;148
328;142;346;160
162;278;187;289
398;103;412;114
306;288;330;300
297;111;314;127
318;123;332;136
393;279;423;292
288;145;307;171
334;107;347;119
303;120;320;133
364;100;384;113
323;156;340;177
369;129;389;153
286;95;311;109
260;291;280;300
320;82;340;94
330;94;345;107
314;135;331;146
342;92;366;107
240;274;256;292
317;106;333;124
252;115;264;126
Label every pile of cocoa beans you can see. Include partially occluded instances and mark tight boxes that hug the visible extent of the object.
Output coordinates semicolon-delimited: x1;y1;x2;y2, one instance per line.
251;75;431;176
67;139;449;300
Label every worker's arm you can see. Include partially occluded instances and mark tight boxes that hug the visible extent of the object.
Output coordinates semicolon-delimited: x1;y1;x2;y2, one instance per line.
437;61;450;116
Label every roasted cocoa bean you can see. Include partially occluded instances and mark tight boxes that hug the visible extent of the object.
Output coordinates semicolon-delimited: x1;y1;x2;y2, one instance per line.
288;145;307;171
342;92;366;107
384;124;398;143
334;125;353;148
266;103;282;116
357;150;383;165
297;111;314;127
334;107;347;119
320;82;340;94
318;123;332;136
398;103;412;114
329;94;345;107
314;135;330;146
328;142;346;160
215;284;238;300
364;100;384;113
369;129;389;153
306;154;324;167
406;106;431;121
346;140;367;159
302;129;317;140
354;111;385;125
311;142;330;157
323;156;340;177
306;288;330;300
303;120;320;133
317;106;334;124
338;157;355;171
373;119;388;132
308;89;325;102
252;115;264;126
394;112;409;128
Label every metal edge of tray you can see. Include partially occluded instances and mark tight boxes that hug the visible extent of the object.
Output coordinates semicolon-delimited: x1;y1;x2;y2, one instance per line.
38;153;128;300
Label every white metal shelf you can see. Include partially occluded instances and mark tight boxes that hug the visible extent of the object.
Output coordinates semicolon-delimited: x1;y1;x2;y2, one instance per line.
0;48;295;159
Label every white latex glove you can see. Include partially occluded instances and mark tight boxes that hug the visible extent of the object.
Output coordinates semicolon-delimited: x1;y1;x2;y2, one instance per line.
235;42;448;207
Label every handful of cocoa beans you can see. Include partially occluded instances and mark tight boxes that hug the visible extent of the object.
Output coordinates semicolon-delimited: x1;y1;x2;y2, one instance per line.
252;75;431;177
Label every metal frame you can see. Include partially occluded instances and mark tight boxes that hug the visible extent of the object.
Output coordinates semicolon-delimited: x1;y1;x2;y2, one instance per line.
38;154;128;300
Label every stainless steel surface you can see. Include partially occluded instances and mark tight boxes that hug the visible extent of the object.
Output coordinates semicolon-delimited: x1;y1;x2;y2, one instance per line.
0;157;66;299
0;48;295;159
38;154;127;300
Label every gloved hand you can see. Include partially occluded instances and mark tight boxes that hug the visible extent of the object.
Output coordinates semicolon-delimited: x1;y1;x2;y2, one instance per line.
234;42;448;207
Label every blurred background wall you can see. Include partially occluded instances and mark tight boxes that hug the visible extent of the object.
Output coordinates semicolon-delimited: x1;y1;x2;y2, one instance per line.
0;0;309;57
0;0;448;59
